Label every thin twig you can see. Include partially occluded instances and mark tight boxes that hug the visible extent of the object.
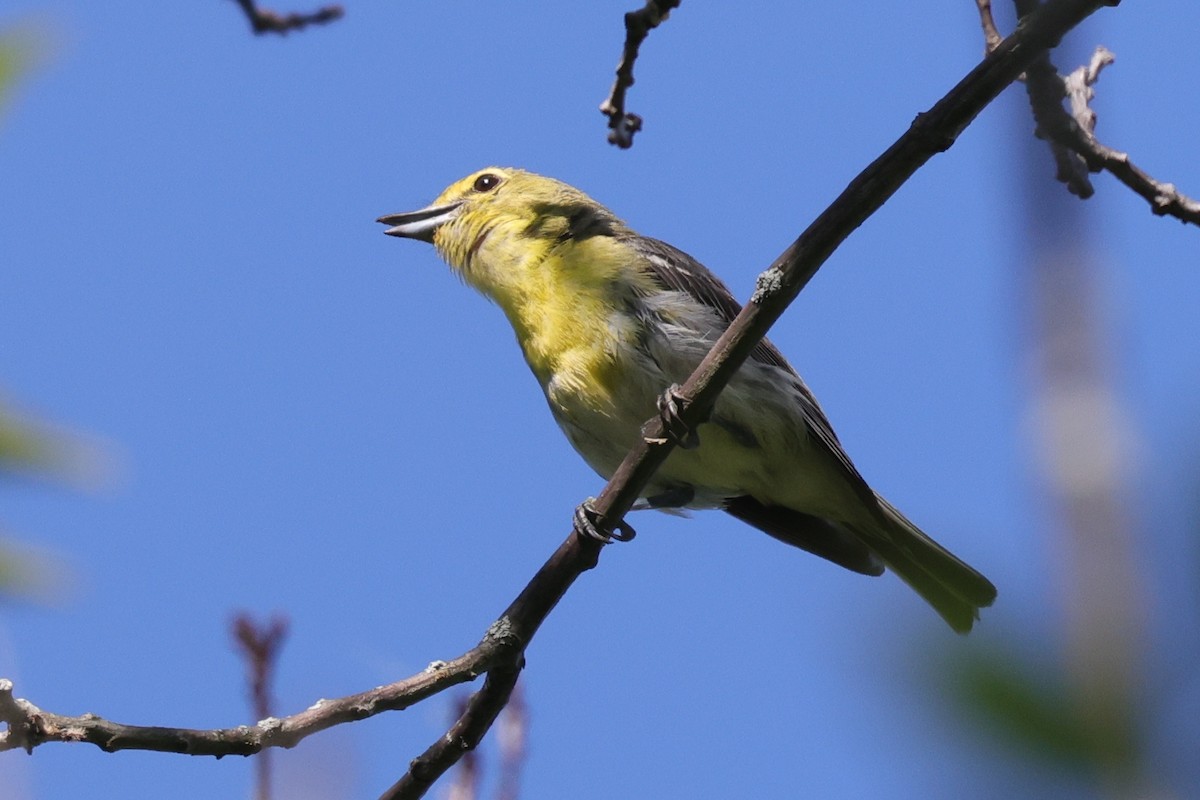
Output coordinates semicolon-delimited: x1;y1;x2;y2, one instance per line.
495;682;527;800
599;0;682;148
440;696;480;800
1063;44;1115;135
232;0;344;36
377;535;598;800
976;0;1005;54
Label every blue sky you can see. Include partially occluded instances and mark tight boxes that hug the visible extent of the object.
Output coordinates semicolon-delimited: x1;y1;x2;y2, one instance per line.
2;2;1199;798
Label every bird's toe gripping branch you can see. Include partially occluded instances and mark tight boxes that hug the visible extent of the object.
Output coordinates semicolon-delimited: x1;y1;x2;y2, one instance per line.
573;498;637;544
650;383;701;450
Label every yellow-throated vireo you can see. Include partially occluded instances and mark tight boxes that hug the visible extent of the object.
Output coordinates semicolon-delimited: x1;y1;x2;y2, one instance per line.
379;168;996;633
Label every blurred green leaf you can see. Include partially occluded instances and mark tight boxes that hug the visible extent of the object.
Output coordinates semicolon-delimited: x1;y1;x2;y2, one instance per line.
0;407;58;473
0;537;69;604
942;644;1140;779
1;22;69;605
0;31;27;101
0;545;34;597
949;648;1091;766
0;20;47;113
0;403;100;603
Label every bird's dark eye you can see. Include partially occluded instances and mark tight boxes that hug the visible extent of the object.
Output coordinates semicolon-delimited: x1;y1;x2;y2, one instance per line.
473;173;502;193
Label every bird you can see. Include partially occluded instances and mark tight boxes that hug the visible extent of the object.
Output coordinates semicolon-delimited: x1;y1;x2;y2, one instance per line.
378;167;996;633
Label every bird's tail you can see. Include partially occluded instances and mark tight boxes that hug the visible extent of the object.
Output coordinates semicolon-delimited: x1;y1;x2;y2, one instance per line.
853;494;997;634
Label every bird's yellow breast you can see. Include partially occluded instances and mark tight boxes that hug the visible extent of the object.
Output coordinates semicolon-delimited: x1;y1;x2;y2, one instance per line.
440;220;650;413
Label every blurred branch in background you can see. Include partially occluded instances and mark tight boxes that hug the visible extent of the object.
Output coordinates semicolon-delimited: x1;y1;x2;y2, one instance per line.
938;8;1197;796
442;682;526;800
494;683;526;800
1020;130;1146;797
233;613;290;800
444;696;480;800
1023;41;1200;225
943;129;1152;792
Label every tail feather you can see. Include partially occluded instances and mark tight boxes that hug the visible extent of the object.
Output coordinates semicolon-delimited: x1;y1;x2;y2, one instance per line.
725;494;996;634
854;494;997;634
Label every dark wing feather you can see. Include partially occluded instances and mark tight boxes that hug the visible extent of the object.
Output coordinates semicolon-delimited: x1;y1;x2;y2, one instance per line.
723;496;884;575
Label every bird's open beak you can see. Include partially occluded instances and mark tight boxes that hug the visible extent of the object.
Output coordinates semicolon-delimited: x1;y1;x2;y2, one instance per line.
377;200;464;242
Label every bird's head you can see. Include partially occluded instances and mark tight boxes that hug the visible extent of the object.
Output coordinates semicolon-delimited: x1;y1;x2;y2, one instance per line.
378;168;625;293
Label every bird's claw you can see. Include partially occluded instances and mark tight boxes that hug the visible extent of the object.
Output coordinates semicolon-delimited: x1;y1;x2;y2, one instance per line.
573;498;636;544
654;384;700;449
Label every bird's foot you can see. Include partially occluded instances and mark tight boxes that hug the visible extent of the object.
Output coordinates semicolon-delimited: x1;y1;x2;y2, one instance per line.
573;497;636;544
650;383;700;449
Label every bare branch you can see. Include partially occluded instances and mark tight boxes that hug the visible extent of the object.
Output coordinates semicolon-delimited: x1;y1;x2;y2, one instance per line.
1012;0;1098;197
1023;43;1097;197
1012;2;1200;225
1057;48;1200;224
599;0;681;148
232;0;344;36
495;682;527;800
0;641;496;756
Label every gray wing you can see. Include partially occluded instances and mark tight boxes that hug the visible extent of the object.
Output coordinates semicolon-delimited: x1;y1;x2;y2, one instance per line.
630;235;878;501
630;236;790;370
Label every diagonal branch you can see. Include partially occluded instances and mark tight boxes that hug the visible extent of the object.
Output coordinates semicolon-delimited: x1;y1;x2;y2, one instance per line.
584;0;1119;538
